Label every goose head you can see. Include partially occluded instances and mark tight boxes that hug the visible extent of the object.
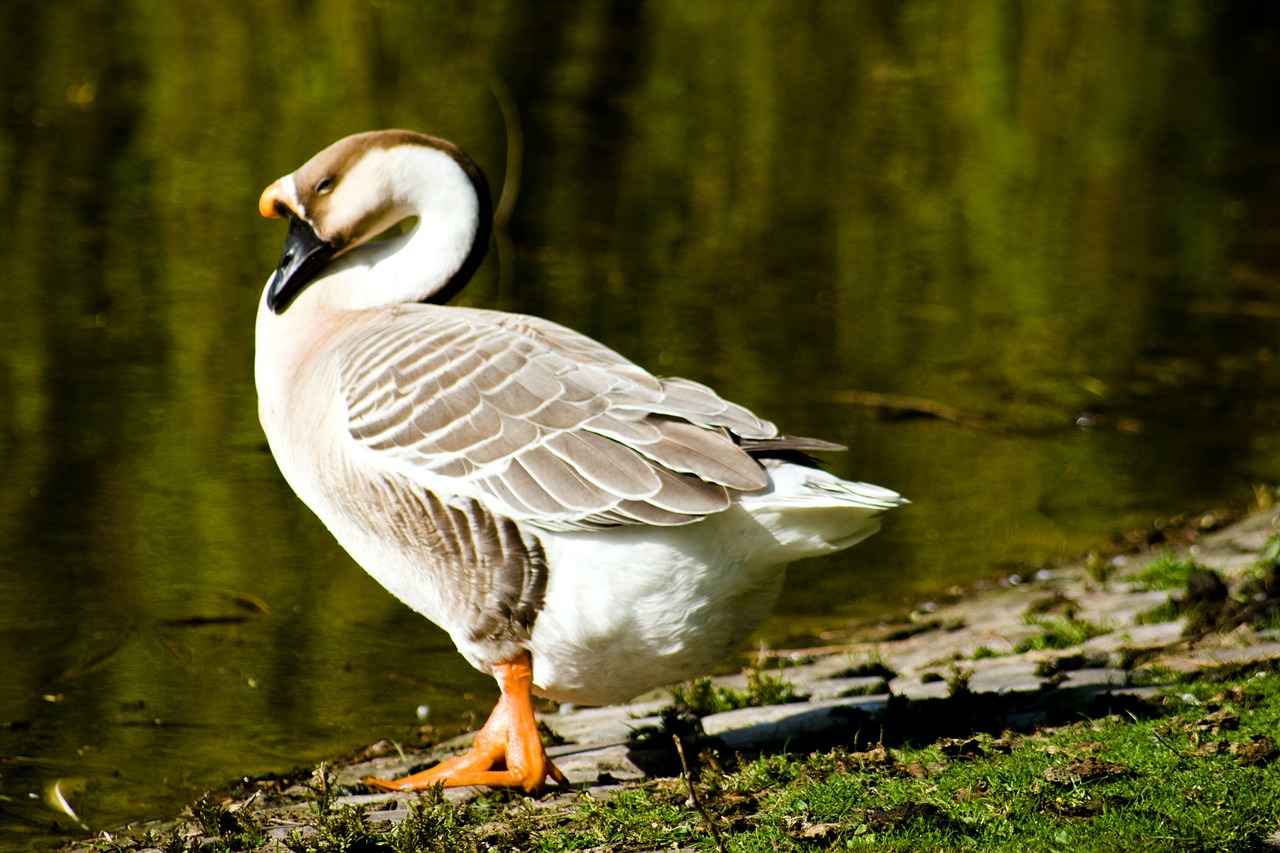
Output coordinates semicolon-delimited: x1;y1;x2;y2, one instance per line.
258;130;492;313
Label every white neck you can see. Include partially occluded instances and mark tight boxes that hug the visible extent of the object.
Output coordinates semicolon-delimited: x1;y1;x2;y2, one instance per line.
276;144;481;316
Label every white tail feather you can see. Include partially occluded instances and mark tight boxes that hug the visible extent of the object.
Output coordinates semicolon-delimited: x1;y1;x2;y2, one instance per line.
737;462;906;560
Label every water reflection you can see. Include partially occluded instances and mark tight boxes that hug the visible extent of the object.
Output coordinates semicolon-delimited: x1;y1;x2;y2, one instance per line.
2;1;1279;846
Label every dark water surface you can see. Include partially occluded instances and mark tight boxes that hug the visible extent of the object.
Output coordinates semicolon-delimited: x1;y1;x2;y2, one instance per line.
4;1;1280;846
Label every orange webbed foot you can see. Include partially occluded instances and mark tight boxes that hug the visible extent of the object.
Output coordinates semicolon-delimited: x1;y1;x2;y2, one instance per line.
363;653;566;795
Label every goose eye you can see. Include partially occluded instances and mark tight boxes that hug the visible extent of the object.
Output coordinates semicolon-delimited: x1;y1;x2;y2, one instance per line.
316;177;334;194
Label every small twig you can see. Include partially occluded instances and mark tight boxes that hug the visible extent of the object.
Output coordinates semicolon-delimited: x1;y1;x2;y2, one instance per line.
673;735;725;853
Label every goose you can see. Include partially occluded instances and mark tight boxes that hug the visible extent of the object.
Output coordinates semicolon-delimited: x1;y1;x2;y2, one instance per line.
255;129;905;794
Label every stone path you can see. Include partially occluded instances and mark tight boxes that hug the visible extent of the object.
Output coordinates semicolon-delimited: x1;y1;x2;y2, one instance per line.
73;505;1280;850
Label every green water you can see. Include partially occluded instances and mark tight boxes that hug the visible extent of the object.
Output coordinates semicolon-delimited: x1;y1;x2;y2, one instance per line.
3;1;1280;847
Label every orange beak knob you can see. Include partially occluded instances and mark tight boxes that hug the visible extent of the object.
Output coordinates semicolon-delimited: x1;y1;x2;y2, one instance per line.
259;180;287;219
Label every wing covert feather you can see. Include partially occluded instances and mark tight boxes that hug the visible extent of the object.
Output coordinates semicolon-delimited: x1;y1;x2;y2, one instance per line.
340;306;786;529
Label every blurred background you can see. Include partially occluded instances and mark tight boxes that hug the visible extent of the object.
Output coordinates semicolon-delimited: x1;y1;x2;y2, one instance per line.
3;0;1280;846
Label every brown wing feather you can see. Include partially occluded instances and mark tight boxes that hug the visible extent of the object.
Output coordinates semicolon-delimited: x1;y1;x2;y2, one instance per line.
340;306;782;529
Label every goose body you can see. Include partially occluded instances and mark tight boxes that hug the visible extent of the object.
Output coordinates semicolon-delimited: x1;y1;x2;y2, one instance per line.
255;130;904;790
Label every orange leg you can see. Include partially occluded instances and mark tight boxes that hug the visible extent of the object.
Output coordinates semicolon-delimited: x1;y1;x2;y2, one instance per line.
364;652;566;795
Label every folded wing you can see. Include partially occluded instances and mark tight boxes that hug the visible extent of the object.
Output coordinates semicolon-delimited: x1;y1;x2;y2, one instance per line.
341;306;786;531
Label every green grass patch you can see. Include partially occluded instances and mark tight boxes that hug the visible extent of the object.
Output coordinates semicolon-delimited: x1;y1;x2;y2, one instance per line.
1085;551;1119;584
1135;596;1182;625
553;673;1280;852
837;679;890;698
670;670;808;717
90;671;1280;853
1013;616;1109;653
1131;553;1207;591
830;657;898;681
189;793;267;850
1258;533;1280;567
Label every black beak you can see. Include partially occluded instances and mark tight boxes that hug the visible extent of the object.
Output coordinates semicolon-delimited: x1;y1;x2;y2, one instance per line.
266;211;336;314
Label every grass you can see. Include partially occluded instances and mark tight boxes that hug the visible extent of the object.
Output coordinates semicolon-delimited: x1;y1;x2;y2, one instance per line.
670;670;809;717
1258;533;1280;567
1131;554;1207;591
1129;554;1280;635
1135;596;1183;625
958;612;1110;661
80;524;1280;853
187;794;266;851
1013;616;1109;653
88;667;1280;853
830;657;898;681
1085;551;1119;585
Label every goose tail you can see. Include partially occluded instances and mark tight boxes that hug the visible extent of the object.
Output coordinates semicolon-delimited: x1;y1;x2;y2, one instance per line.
737;461;906;560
